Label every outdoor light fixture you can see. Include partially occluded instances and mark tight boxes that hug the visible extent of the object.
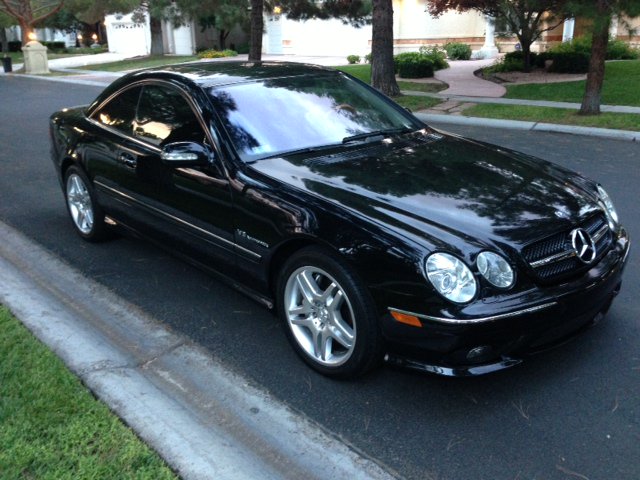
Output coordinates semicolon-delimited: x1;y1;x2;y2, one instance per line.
273;5;282;14
28;32;37;40
92;33;98;41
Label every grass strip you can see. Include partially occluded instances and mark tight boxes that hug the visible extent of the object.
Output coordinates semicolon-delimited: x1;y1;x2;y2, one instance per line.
71;55;199;72
463;104;640;131
0;306;177;479
504;60;640;107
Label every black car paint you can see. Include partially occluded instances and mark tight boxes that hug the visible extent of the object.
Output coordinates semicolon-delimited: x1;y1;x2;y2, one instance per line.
50;61;629;374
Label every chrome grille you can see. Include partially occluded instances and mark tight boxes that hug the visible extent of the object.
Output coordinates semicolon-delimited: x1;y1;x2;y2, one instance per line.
522;213;613;282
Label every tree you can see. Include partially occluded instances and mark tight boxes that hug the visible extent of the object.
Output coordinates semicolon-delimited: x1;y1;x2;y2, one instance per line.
428;0;569;72
198;3;249;51
371;0;399;96
570;0;640;114
1;11;14;51
248;0;262;60
0;0;65;44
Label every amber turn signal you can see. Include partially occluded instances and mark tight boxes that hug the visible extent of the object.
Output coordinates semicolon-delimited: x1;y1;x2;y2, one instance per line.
391;310;422;327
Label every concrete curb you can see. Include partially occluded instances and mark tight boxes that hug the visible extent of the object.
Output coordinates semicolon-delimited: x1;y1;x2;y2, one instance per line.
415;113;639;142
0;221;399;480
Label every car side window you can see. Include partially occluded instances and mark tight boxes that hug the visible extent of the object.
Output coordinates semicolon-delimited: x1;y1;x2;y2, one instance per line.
134;85;206;147
93;86;142;135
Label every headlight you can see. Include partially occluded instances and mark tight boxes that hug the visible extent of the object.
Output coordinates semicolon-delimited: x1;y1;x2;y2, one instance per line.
425;253;477;303
476;251;515;289
597;185;619;230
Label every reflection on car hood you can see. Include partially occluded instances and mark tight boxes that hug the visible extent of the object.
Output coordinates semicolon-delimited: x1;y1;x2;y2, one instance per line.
250;131;601;253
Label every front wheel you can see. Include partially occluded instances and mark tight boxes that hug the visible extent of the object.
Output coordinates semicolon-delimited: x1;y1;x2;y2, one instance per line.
64;166;108;242
277;247;383;379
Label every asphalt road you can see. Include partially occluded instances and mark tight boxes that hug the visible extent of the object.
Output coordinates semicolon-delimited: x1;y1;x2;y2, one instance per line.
1;76;639;480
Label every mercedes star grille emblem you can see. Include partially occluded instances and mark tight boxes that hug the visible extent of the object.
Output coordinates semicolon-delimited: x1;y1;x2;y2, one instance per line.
571;228;597;264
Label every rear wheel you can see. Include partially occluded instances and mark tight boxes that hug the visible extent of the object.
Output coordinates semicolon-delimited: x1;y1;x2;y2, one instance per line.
64;166;108;242
277;247;383;378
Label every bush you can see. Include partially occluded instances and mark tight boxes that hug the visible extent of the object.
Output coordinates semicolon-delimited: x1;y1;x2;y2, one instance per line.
444;42;472;60
418;45;449;70
198;49;238;59
364;53;372;63
41;41;66;51
549;37;639;61
394;52;435;78
547;52;590;73
484;56;524;73
346;54;361;64
607;39;640;60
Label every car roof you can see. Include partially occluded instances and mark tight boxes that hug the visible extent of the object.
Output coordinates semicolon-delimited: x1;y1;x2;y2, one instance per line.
87;61;340;115
130;61;336;88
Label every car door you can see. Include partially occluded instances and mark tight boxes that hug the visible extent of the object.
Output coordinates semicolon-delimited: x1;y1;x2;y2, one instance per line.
118;82;238;277
84;84;144;223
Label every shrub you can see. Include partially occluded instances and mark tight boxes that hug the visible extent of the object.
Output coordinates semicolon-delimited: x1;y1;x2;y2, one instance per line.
347;54;361;64
607;39;640;59
444;42;472;60
198;49;238;59
418;45;449;70
364;53;372;63
549;37;639;61
547;52;590;73
485;56;524;73
394;52;435;78
41;41;66;51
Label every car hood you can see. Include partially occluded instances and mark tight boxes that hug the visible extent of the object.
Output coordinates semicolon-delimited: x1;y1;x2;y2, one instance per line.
249;131;601;254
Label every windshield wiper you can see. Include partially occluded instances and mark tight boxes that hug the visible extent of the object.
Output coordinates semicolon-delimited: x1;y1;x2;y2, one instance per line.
342;127;415;144
256;142;342;161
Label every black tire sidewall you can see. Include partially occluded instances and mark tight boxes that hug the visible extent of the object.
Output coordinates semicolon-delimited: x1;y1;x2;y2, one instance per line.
277;246;383;379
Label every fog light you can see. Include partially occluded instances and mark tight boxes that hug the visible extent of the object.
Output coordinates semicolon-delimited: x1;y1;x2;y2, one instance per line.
466;345;494;363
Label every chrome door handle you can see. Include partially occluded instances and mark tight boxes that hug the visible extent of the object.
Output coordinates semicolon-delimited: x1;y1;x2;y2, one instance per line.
119;153;137;168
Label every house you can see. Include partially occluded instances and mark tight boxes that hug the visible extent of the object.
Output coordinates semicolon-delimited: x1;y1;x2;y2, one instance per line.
261;0;640;57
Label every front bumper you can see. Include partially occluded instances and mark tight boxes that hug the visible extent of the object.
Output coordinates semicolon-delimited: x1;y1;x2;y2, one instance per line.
382;228;630;376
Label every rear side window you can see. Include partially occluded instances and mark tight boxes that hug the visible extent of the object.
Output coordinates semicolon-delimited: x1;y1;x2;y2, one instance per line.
134;85;205;147
93;87;141;135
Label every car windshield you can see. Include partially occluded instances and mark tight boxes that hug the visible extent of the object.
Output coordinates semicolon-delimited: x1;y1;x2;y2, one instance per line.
207;73;420;162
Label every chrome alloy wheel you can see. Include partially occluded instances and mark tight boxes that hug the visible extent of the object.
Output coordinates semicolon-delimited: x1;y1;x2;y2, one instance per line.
66;173;94;235
284;266;356;366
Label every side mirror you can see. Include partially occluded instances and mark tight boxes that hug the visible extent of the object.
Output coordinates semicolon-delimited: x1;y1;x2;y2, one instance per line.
160;141;214;167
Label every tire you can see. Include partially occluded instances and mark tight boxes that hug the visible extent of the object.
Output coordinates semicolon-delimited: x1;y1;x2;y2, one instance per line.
64;166;109;242
277;246;384;379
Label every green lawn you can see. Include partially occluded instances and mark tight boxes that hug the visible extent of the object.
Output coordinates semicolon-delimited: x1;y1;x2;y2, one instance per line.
74;55;199;72
463;104;640;131
505;60;640;107
336;64;447;93
0;306;177;479
336;64;445;111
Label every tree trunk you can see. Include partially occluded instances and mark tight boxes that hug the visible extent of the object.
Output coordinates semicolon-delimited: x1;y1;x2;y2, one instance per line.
519;33;533;72
149;15;164;55
0;28;7;52
579;0;610;115
249;0;263;61
371;0;399;97
219;30;229;50
20;20;31;45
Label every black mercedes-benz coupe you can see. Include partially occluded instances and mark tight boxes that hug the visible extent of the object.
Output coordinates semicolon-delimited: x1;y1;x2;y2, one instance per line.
50;61;629;378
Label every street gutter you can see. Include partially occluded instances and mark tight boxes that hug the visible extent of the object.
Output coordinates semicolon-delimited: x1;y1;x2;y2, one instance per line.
0;220;399;480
